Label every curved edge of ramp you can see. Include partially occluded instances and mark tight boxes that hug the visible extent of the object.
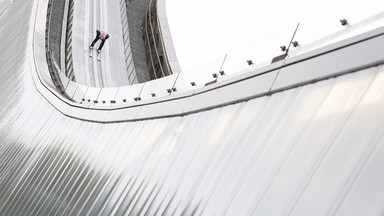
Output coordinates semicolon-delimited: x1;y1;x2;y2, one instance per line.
29;0;384;123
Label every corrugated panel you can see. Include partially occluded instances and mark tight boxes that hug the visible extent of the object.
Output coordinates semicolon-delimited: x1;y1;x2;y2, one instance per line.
1;65;384;215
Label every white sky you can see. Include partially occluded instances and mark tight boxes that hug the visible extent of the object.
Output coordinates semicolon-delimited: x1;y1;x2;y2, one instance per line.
165;0;383;75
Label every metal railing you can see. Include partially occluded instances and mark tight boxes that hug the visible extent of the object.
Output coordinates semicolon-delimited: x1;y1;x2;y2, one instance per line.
45;0;73;100
65;0;75;81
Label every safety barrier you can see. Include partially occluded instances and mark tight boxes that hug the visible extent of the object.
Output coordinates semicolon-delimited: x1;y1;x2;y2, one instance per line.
65;0;75;81
45;0;68;97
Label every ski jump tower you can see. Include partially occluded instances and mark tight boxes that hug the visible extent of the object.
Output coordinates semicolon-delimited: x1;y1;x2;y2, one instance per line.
0;0;384;215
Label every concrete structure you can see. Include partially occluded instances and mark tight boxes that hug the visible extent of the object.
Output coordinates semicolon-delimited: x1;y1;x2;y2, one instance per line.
0;0;384;215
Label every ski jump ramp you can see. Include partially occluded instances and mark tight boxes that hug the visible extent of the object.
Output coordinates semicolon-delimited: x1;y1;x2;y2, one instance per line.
0;0;384;215
71;0;129;87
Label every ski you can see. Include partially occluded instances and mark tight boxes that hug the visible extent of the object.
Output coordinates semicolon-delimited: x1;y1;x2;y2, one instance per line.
89;46;93;58
97;50;101;61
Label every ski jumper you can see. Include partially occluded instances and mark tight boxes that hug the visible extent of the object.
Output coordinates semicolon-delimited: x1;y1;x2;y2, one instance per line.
90;30;109;51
